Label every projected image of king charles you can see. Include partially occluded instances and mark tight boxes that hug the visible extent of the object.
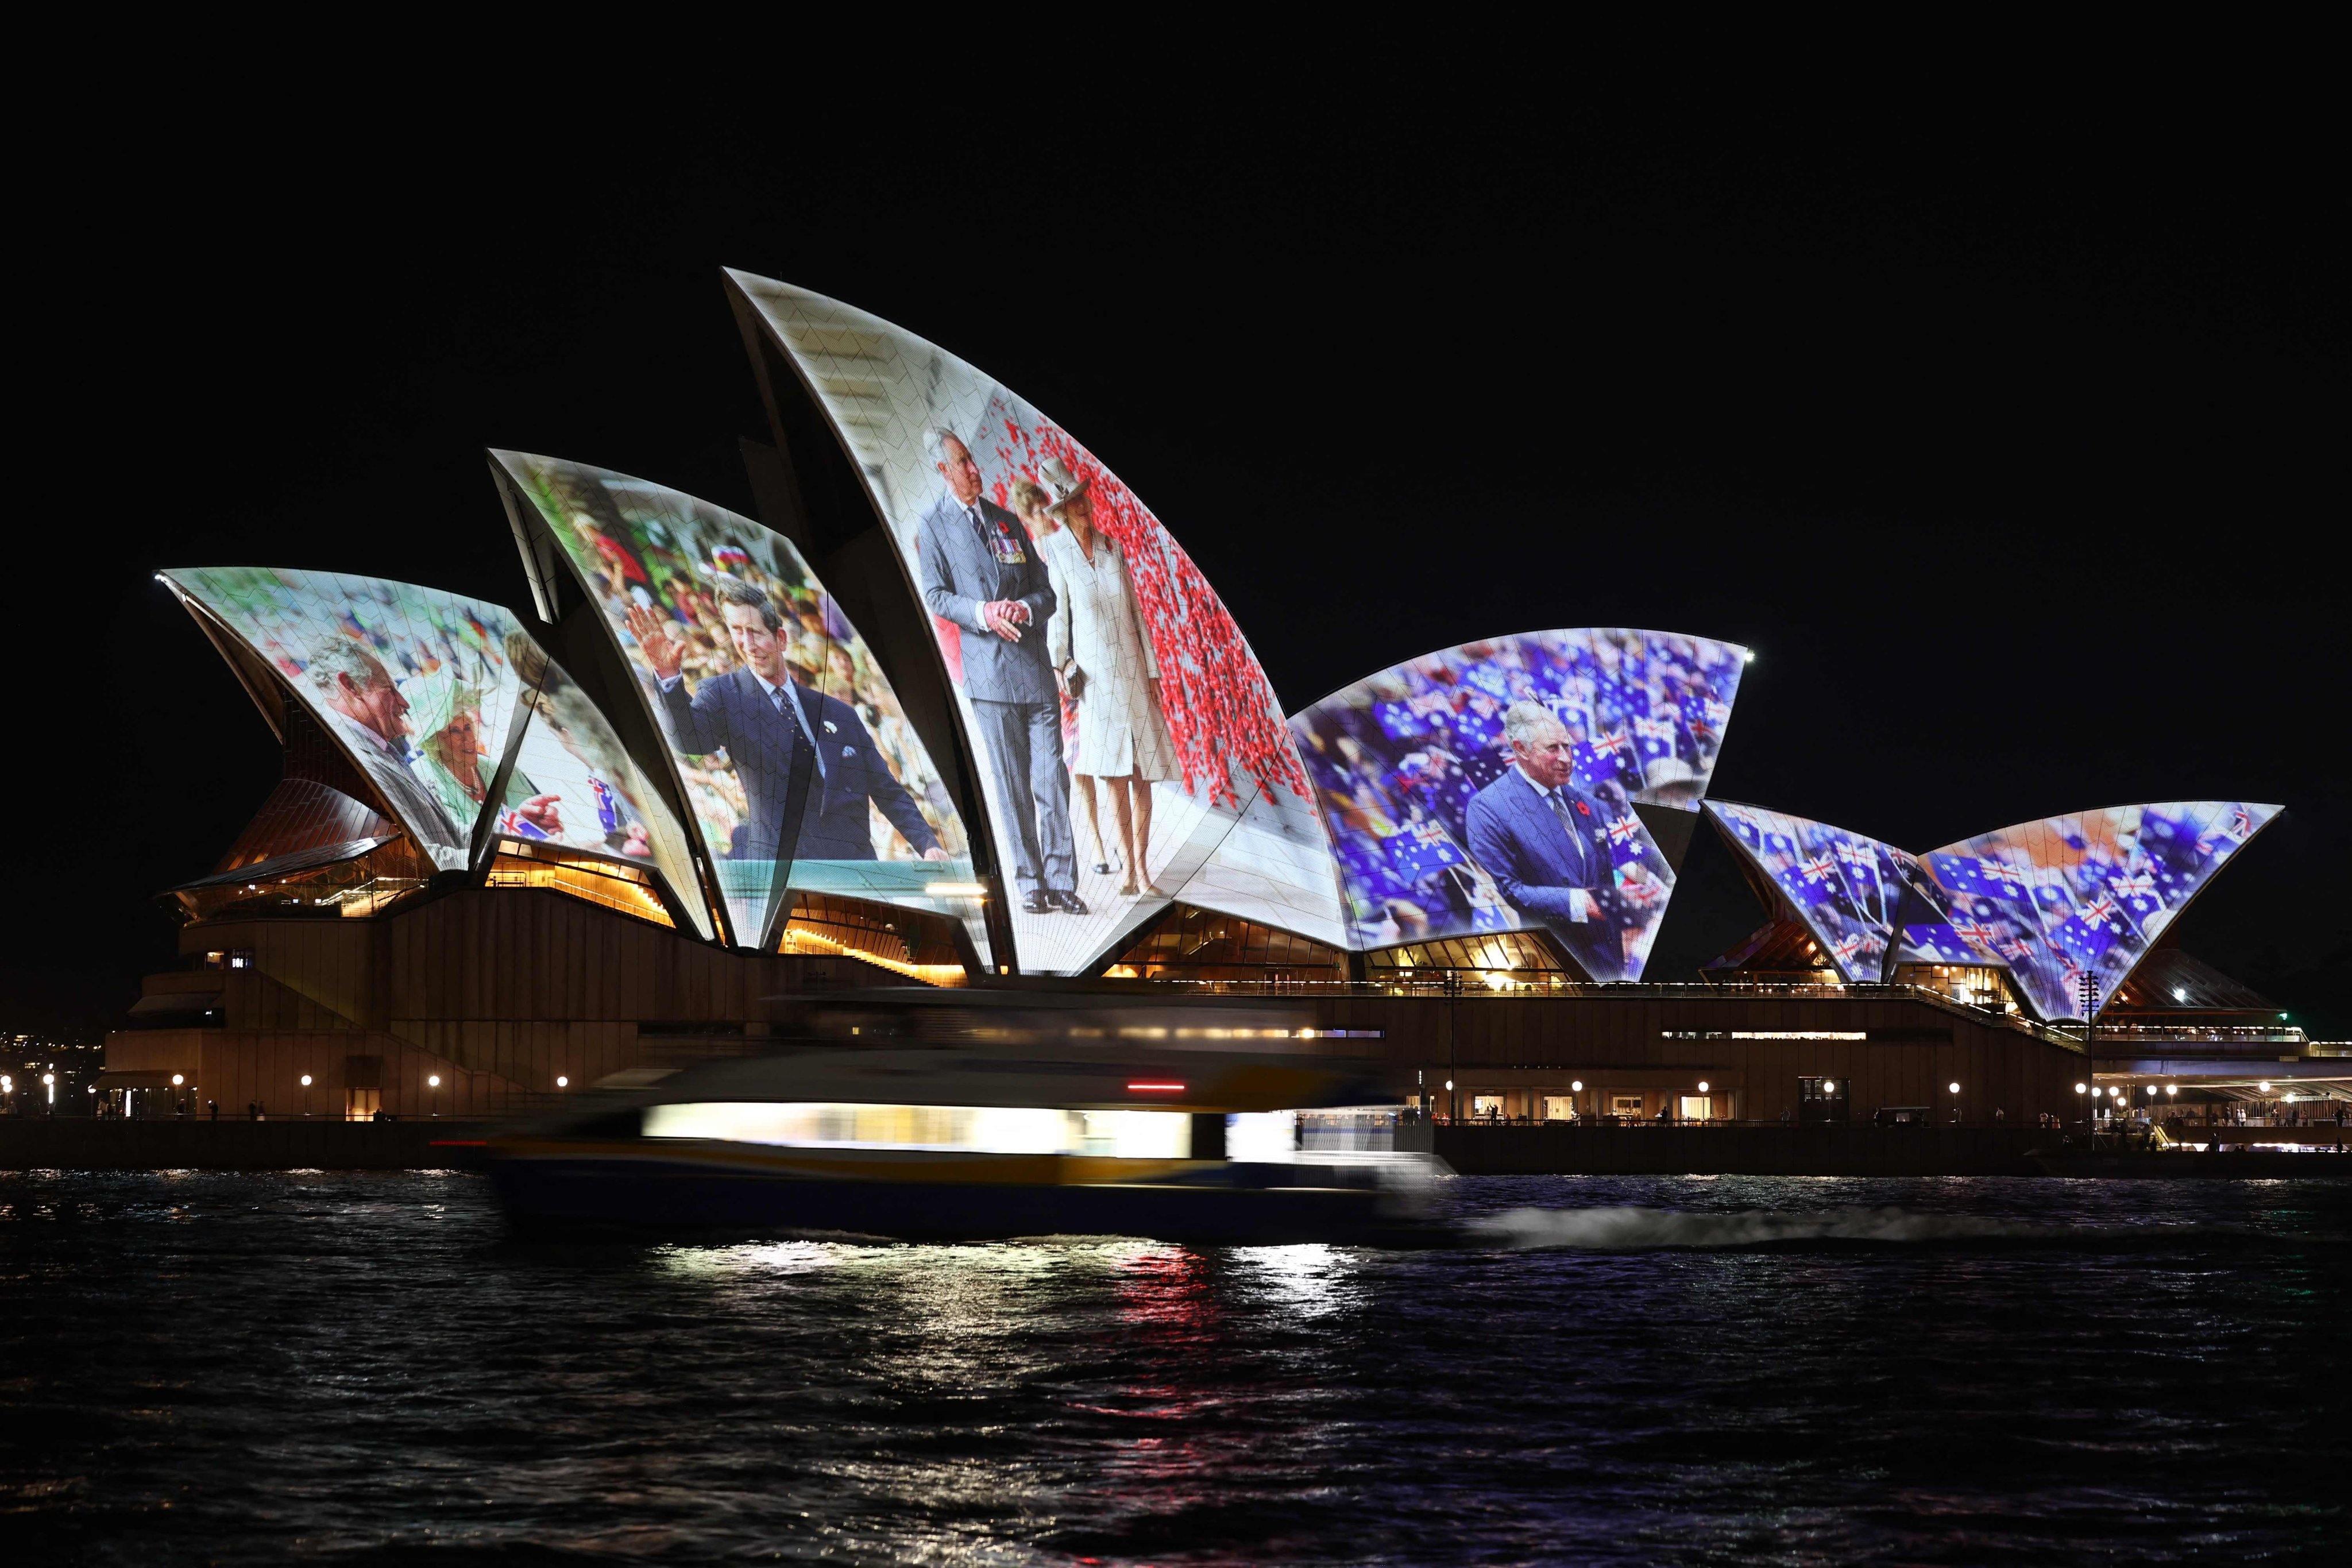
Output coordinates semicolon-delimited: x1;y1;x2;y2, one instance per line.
1465;701;1673;980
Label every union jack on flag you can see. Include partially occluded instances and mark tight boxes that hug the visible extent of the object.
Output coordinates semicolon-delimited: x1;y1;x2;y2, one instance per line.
2110;873;2154;899
1620;877;1667;908
1977;858;2029;896
1998;937;2035;962
1832;932;1867;965
1606;814;1644;848
1953;920;1999;949
1410;821;1450;849
499;806;552;843
1834;841;1876;871
2079;894;2121;927
2199;806;2257;852
1587;730;1631;757
1798;855;1837;886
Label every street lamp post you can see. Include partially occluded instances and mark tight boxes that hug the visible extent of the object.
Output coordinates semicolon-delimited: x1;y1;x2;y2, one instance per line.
2079;974;2100;1053
428;1073;441;1118
300;1074;313;1117
1444;968;1460;1125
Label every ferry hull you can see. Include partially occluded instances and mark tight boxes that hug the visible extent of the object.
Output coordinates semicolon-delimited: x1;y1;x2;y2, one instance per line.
490;1152;1400;1245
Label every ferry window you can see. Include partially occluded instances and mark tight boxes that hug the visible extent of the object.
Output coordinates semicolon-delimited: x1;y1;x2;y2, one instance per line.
1611;1095;1644;1117
1542;1095;1575;1121
1471;1094;1507;1120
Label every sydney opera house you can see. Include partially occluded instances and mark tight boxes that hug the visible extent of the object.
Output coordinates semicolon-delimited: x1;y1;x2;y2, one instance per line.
103;272;2332;1129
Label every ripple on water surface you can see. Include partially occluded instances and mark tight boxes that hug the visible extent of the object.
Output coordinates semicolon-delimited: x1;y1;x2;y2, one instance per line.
1;1170;2345;1565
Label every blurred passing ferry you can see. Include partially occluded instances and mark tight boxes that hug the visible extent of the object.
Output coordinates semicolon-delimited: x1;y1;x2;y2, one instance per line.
488;1039;1438;1243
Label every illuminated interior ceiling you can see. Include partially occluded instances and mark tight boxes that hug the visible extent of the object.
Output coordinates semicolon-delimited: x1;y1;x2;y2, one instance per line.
167;835;434;922
491;451;980;958
1104;903;1347;982
1707;800;2284;1019
724;271;1343;976
1292;630;1748;978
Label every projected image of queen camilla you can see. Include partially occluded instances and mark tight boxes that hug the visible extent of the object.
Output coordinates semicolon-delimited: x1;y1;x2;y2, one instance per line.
1034;455;1177;897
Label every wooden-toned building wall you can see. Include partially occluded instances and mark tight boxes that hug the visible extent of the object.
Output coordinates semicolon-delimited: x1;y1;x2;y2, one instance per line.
105;1028;522;1121
142;889;886;1111
1299;991;2087;1123
126;885;2088;1127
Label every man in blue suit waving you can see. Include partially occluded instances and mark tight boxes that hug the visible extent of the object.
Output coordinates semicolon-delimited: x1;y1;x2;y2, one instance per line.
1465;701;1670;981
628;579;947;865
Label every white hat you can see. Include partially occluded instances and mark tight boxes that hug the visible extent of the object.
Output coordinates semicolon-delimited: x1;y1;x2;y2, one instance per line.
1036;455;1091;511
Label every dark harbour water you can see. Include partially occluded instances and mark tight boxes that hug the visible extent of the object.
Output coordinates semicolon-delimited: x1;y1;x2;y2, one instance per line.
2;1173;2346;1566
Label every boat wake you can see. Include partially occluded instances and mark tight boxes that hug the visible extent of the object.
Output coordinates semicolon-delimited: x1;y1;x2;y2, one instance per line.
1463;1204;2215;1251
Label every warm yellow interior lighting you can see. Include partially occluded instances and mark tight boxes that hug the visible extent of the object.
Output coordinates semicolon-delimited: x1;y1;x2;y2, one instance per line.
487;849;674;928
778;926;964;986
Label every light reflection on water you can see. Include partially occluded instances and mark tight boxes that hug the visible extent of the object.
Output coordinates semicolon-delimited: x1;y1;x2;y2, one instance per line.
0;1171;2345;1565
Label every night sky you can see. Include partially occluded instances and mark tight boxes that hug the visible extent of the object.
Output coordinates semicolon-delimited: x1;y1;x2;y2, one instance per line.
17;91;2343;1034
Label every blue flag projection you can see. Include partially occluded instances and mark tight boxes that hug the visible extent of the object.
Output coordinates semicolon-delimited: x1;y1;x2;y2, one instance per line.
1292;629;1748;979
1707;799;2282;1017
1915;802;2281;1021
1704;803;1927;983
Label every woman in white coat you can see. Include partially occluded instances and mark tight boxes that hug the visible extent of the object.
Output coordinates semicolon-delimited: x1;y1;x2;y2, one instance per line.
1037;457;1179;895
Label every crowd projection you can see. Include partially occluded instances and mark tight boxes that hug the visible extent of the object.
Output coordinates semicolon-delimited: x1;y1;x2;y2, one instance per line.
1708;798;2283;1017
493;453;975;950
1704;803;1924;983
499;634;712;939
1915;802;2281;1021
1291;630;1748;979
167;568;708;932
729;272;1337;974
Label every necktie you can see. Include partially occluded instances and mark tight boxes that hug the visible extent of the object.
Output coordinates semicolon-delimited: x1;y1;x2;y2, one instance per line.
771;684;824;778
1544;788;1587;874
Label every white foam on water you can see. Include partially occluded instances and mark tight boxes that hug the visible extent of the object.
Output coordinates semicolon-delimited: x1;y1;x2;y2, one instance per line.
1468;1204;2063;1250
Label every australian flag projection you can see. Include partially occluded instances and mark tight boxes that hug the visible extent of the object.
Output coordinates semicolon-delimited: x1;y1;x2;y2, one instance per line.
1705;802;1928;983
1916;802;2281;1021
1292;628;1748;975
1708;799;2283;1018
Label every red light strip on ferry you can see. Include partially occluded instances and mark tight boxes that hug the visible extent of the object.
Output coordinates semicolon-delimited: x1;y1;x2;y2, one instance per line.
1127;1082;1185;1092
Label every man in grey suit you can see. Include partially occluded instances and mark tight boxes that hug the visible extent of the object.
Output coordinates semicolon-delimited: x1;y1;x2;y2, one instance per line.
1465;701;1671;981
304;639;470;869
915;428;1083;916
